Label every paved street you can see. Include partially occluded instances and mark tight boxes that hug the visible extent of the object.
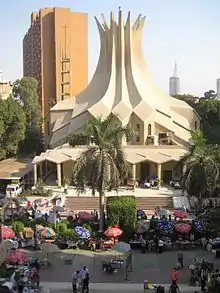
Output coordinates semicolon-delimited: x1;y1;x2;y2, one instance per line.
25;247;220;287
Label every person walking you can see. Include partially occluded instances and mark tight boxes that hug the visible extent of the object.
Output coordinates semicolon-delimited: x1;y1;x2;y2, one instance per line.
72;270;81;293
82;272;89;293
177;252;183;268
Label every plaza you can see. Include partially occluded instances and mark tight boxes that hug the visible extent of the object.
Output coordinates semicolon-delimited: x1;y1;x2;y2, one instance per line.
26;248;219;292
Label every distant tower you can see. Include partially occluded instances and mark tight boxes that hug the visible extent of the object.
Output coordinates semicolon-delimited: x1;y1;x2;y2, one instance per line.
169;61;180;96
217;79;220;98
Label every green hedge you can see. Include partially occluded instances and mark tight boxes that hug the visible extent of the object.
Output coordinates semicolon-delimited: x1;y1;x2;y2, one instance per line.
106;196;136;234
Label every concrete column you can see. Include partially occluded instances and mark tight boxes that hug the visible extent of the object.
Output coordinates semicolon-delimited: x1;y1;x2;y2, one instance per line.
39;163;43;178
57;163;62;188
131;164;136;181
157;164;162;187
34;164;38;184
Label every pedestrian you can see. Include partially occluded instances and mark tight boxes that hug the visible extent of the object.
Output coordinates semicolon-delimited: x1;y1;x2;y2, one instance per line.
177;252;183;268
72;270;80;293
200;268;208;292
141;238;146;253
82;272;89;293
171;268;180;285
169;281;180;293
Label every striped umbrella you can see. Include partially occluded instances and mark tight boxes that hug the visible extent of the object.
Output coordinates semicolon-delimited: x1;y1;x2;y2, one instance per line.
134;220;150;234
38;227;55;238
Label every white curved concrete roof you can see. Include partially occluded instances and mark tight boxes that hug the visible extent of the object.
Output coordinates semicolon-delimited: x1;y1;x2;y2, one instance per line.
50;10;199;147
33;145;187;165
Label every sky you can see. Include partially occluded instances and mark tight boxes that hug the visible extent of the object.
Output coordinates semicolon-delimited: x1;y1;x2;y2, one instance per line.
0;0;219;96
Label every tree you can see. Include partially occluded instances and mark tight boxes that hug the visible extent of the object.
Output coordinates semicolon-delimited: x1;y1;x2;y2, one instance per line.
172;94;198;108
13;77;43;154
0;97;26;160
106;196;136;235
72;114;130;231
173;91;220;144
181;130;219;201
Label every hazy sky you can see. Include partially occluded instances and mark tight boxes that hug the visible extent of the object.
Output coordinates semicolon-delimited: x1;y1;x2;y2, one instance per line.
0;0;219;96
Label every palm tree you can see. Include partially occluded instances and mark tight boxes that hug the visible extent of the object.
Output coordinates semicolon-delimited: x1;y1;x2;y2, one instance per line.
181;130;219;204
72;114;131;231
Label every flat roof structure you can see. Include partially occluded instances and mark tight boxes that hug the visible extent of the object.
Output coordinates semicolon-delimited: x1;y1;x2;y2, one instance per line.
0;157;33;180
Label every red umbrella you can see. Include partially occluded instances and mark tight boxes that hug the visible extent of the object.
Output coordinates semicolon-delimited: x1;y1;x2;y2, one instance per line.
2;226;15;239
7;249;27;263
104;225;123;237
173;210;188;219
174;222;191;234
78;211;92;220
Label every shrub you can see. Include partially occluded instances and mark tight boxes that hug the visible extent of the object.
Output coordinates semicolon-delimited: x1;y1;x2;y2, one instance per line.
56;222;67;235
106;196;136;234
12;221;25;234
82;223;92;232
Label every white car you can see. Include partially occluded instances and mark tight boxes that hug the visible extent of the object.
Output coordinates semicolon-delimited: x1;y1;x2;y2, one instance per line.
6;184;22;197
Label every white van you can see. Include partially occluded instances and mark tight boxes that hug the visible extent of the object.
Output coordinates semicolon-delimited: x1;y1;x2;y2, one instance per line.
6;184;22;197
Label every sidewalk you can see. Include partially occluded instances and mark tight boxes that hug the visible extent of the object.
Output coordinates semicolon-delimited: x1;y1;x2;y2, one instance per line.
41;282;200;292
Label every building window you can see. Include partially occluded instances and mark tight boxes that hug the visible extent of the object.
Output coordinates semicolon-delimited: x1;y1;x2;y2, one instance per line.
136;124;140;131
136;135;140;142
195;121;197;130
148;124;152;136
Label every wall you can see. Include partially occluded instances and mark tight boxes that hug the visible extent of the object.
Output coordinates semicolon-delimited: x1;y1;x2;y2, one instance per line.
62;160;74;179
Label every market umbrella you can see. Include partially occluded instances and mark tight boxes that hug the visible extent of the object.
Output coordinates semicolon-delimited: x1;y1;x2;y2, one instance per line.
74;226;91;239
173;210;188;219
174;222;191;234
34;198;49;206
157;219;173;234
78;211;93;220
134;220;150;234
192;219;204;233
156;208;170;217
52;206;65;212
7;249;27;263
2;226;15;239
38;227;55;238
40;243;60;253
104;225;123;237
35;225;44;231
137;209;145;217
112;242;131;254
23;227;34;238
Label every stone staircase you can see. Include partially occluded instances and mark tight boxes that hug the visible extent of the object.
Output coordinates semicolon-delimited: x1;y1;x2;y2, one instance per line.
66;196;174;213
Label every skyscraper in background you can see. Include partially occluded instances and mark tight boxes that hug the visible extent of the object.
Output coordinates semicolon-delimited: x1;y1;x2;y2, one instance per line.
217;78;220;98
23;7;88;140
169;61;180;96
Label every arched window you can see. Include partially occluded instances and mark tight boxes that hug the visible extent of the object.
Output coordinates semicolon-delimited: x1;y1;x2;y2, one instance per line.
148;124;152;136
195;121;197;130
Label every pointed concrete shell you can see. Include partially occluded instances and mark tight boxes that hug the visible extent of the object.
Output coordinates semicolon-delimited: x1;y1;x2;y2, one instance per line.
50;10;199;147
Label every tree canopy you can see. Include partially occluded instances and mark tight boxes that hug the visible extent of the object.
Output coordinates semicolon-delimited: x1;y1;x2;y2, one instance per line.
13;77;43;154
181;130;219;199
173;90;220;144
0;76;43;161
0;96;26;160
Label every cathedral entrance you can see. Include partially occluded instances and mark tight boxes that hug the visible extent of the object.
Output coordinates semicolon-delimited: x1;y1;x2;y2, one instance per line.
140;162;150;182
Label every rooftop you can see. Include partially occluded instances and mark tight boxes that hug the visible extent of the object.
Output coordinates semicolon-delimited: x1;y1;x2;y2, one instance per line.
0;157;33;179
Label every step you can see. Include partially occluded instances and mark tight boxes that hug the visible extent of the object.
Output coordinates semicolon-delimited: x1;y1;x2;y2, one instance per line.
66;196;174;212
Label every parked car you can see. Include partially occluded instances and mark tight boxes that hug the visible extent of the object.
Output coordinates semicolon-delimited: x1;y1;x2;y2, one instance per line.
6;184;22;197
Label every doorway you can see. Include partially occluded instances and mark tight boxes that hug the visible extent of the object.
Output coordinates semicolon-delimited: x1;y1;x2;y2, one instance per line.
163;170;172;183
140;163;150;182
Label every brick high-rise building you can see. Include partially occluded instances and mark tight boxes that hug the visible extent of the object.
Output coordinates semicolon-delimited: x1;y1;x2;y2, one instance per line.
23;7;88;139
